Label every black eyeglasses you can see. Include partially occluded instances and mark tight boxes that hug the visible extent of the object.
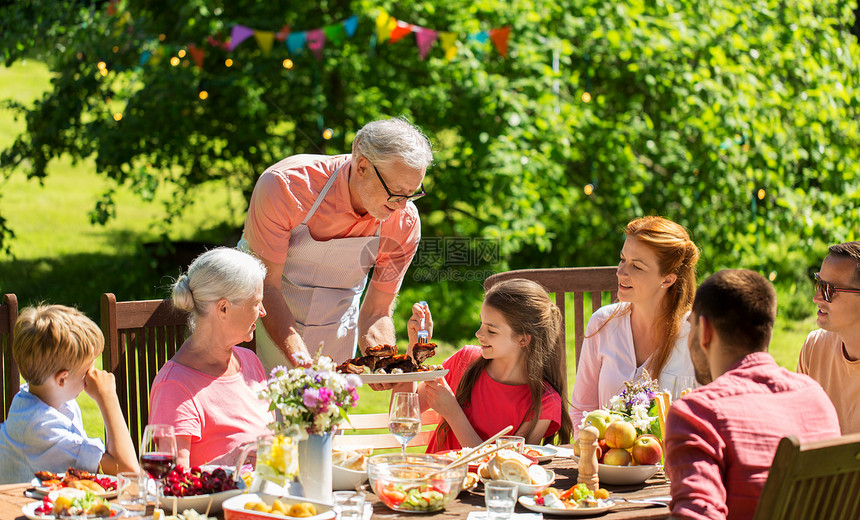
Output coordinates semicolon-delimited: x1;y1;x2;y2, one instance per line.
814;272;860;303
371;163;425;203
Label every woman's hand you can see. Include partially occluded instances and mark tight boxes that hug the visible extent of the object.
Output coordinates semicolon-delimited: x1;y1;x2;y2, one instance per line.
406;302;434;348
422;378;458;417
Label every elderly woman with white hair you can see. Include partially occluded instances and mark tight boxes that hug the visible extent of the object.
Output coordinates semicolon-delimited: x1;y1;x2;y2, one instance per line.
149;247;272;468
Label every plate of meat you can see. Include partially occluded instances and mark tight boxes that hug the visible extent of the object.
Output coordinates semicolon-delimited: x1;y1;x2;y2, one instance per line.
336;343;447;383
31;468;117;499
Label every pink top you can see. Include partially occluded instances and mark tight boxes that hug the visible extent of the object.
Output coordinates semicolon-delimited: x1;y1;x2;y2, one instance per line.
797;328;860;434
243;154;421;294
426;345;562;453
665;352;841;520
149;347;273;467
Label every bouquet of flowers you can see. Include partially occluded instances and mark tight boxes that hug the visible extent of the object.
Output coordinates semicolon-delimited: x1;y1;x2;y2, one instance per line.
258;353;362;436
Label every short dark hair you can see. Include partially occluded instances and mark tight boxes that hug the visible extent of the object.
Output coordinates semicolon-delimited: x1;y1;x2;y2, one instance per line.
691;269;776;353
828;241;860;285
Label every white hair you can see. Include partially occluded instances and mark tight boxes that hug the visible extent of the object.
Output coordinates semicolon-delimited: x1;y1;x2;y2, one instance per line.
172;247;267;331
351;116;433;170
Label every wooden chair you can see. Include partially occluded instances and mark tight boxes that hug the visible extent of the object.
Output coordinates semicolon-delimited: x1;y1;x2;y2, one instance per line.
1;293;19;421
101;292;258;451
753;433;860;520
483;266;619;388
334;409;442;450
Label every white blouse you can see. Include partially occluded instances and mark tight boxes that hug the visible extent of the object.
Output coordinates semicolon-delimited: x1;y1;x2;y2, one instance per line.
570;302;695;434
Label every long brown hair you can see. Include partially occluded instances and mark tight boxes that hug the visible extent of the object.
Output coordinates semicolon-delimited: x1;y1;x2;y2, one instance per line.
624;216;699;376
435;279;573;446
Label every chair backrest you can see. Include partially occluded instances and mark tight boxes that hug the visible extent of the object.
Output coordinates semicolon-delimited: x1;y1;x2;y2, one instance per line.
1;293;19;421
483;266;618;387
753;433;860;520
100;293;189;452
334;409;442;450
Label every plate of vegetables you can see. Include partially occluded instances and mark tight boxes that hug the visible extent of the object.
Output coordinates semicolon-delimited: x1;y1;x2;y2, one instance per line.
23;488;126;519
517;484;615;516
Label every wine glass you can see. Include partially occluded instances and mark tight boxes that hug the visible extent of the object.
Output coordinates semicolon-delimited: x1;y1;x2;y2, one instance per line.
140;424;177;511
389;392;421;458
672;376;699;400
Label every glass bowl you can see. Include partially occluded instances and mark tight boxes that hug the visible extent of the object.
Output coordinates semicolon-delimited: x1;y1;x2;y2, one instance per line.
367;453;466;512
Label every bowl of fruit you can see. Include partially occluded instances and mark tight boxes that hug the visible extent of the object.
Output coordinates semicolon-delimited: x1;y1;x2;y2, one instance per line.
574;418;663;485
158;465;245;514
367;453;466;512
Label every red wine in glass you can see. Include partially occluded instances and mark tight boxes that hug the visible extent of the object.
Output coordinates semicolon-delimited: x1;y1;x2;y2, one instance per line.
141;453;176;479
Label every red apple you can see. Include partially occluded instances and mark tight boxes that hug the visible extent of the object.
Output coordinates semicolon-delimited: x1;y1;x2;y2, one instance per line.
597;439;608;463
605;421;637;449
602;447;632;466
631;435;663;465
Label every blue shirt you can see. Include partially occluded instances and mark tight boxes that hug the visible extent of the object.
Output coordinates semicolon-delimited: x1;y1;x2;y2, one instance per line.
0;385;105;484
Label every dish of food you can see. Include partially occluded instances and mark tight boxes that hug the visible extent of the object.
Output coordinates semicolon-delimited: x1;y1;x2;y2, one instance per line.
359;369;448;384
337;343;442;377
518;496;616;516
30;469;117;498
571;455;661;485
524;444;558;463
22;492;126;520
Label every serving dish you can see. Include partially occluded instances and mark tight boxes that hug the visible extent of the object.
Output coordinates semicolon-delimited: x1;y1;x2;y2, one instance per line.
571;456;660;485
30;474;117;498
518;496;616;516
222;493;335;520
524;444;558;463
367;453;465;512
159;469;246;515
359;369;447;384
21;501;125;520
332;464;367;491
479;468;556;496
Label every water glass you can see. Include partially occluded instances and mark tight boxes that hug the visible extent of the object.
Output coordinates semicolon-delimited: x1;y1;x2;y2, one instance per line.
485;480;518;520
672;376;699;400
116;471;146;513
333;491;365;520
497;435;525;454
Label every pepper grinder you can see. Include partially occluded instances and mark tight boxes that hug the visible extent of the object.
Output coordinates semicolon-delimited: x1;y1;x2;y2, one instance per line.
416;301;429;344
577;425;600;491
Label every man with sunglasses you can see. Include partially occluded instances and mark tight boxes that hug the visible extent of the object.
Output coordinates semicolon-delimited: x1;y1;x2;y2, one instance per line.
797;241;860;434
239;117;432;370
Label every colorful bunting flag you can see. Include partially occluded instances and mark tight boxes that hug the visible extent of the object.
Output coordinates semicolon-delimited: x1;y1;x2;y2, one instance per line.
188;44;205;69
439;32;458;61
470;31;489;44
228;25;254;51
343;15;358;37
388;20;414;44
276;25;290;42
376;11;396;43
254;30;275;56
287;32;306;54
414;27;438;60
323;24;346;46
306;29;325;60
489;27;511;58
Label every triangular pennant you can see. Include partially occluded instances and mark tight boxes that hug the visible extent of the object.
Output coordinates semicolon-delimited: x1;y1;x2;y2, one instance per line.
470;31;489;44
287;31;306;54
188;44;205;69
439;32;458;61
253;30;275;56
228;25;254;51
376;11;396;43
343;15;358;37
275;25;290;42
414;27;438;60
388;20;414;44
323;24;346;46
489;26;511;57
306;29;325;60
139;50;152;66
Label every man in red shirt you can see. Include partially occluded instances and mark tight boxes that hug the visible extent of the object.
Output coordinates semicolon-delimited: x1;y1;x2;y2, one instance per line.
665;269;840;520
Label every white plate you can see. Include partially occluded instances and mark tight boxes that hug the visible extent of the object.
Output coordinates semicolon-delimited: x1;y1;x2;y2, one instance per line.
571;456;660;485
21;501;126;520
359;369;448;384
160;472;246;515
222;493;336;520
524;444;558;462
332;464;367;491
30;474;118;498
479;469;555;496
518;496;616;516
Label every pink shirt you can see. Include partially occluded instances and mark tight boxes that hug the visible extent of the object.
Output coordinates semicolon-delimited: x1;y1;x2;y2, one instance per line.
426;345;562;453
797;328;860;434
665;352;841;520
149;347;273;467
243;154;421;294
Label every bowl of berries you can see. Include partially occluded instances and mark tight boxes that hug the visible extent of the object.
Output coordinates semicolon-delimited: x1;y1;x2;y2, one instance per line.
159;465;245;514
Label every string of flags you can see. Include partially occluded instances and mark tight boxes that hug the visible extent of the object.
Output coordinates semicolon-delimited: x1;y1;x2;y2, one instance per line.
107;3;511;70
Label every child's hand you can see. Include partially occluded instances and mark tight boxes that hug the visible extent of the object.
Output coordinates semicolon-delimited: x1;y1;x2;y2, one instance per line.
84;367;117;404
406;302;433;347
423;377;458;416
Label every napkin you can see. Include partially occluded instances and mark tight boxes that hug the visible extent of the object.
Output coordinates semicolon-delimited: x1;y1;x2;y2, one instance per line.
553;446;574;458
467;512;542;520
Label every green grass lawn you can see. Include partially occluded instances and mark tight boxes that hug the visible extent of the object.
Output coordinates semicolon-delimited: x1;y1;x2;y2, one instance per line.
1;60;817;444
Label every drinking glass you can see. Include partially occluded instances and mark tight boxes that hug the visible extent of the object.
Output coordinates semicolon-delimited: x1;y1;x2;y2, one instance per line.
389;392;421;457
139;424;177;511
672;376;699;400
333;491;365;520
485;480;518;520
497;435;525;454
117;471;146;515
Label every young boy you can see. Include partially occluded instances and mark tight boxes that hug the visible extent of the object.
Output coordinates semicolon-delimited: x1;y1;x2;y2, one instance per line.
0;305;139;484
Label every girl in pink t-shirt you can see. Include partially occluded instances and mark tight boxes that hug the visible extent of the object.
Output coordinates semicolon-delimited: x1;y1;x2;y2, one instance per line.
402;279;573;452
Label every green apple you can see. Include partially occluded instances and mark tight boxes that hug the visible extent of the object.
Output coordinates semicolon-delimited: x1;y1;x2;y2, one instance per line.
583;410;611;439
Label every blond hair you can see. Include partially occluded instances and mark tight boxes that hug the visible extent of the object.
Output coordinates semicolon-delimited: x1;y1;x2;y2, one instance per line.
13;305;103;385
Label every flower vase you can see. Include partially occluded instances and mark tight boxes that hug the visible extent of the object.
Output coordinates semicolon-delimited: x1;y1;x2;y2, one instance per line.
297;431;334;502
